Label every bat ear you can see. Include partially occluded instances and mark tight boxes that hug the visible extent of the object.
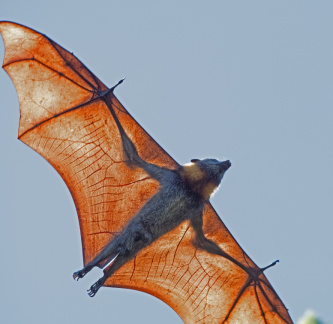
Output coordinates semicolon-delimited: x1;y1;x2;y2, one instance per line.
191;159;200;163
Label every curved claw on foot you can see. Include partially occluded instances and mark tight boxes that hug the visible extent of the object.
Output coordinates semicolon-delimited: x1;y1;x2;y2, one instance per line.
87;289;95;297
87;279;103;297
73;269;85;281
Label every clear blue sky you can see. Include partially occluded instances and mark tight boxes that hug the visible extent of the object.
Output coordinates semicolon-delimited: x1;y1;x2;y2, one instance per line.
1;1;332;323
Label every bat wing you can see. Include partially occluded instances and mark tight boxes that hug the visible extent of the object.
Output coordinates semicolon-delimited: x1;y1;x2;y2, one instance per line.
0;21;292;324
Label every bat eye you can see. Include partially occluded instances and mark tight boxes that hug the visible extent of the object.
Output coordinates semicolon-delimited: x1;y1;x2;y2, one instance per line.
191;159;200;163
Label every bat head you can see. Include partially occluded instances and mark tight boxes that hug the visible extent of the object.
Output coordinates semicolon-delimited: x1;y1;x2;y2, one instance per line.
182;158;231;200
192;158;231;186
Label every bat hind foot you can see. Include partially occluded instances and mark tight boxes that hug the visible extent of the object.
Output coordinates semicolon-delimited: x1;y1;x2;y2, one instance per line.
73;269;88;281
87;278;104;297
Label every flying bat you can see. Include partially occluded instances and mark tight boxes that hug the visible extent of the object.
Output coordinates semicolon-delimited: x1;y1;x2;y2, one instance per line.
0;21;292;323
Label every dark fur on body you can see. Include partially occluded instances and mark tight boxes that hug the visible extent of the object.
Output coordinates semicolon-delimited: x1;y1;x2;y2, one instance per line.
73;92;235;296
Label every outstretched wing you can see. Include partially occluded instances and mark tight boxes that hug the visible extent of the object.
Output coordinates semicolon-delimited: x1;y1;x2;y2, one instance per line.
0;21;292;324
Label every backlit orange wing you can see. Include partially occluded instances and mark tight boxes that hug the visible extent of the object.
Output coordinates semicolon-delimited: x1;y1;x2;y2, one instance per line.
0;21;292;324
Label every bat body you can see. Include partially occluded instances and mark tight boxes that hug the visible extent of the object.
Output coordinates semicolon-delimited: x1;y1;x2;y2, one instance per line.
0;21;293;323
73;89;235;296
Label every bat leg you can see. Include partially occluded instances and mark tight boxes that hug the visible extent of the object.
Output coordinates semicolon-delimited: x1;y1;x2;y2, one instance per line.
87;251;137;297
73;255;119;283
87;224;152;296
73;249;120;281
73;234;126;281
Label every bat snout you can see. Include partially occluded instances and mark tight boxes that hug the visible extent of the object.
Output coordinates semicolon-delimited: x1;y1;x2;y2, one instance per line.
220;160;231;171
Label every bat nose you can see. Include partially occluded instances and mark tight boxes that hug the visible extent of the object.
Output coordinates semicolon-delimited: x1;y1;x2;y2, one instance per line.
220;160;231;170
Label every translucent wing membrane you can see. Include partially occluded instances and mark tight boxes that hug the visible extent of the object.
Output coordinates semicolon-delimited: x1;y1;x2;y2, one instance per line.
0;21;292;323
